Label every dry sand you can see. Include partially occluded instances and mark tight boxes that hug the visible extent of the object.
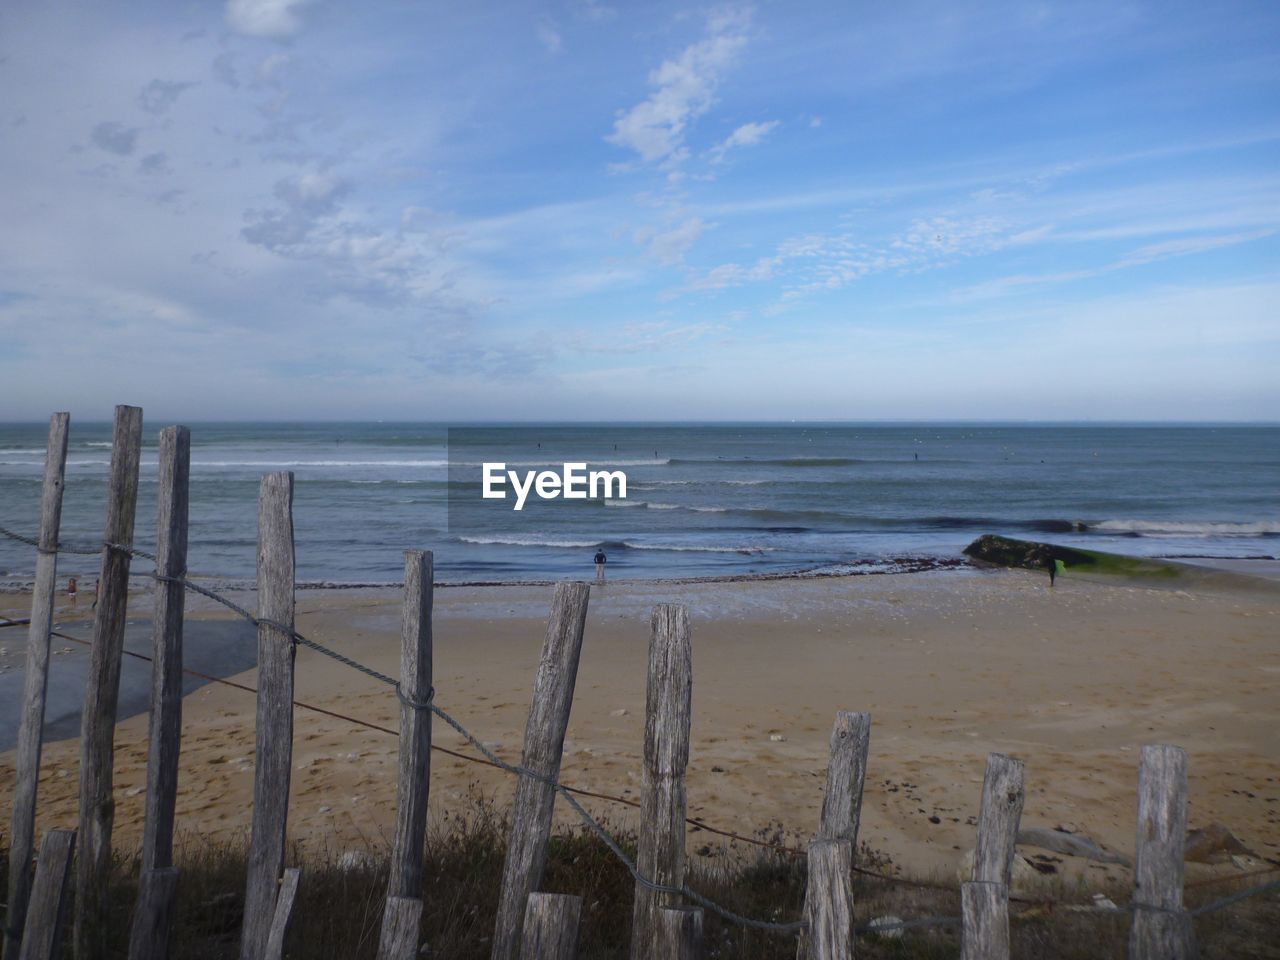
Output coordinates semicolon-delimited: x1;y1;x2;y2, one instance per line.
2;566;1277;886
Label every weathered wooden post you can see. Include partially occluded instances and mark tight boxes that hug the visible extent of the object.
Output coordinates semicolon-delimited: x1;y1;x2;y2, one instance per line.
490;581;591;960
17;829;76;960
376;550;434;960
961;882;1008;960
239;472;298;960
803;839;853;960
1128;745;1195;960
656;906;704;960
5;412;69;960
126;425;191;960
75;403;144;960
517;893;582;960
262;868;302;960
631;604;693;960
961;752;1024;960
799;711;871;960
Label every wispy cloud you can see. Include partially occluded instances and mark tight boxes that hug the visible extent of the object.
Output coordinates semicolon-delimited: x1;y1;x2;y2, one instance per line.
607;7;751;174
536;19;563;55
90;121;140;156
635;217;707;264
1116;229;1275;268
225;0;314;38
708;119;778;163
138;79;198;115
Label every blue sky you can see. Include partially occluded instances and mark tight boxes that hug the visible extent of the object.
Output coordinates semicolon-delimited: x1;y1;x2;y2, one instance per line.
1;0;1277;420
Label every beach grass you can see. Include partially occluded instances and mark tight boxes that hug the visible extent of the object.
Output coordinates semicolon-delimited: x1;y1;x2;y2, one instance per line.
2;791;1274;958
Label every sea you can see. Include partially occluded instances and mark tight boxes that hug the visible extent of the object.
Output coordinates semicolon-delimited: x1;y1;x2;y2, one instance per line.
0;422;1276;586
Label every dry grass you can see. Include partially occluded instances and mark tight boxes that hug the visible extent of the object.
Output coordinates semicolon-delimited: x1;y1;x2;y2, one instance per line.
2;792;1276;958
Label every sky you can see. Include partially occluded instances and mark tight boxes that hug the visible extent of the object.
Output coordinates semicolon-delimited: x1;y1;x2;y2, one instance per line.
1;0;1277;421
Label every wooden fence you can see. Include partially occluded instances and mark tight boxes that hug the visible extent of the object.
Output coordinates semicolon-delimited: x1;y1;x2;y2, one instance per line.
1;406;1221;960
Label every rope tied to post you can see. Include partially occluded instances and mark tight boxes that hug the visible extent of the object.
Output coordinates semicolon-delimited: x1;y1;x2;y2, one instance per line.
395;683;435;712
4;523;1280;941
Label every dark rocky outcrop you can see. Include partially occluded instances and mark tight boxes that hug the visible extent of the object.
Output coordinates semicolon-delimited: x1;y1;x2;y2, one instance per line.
962;534;1094;571
963;534;1184;579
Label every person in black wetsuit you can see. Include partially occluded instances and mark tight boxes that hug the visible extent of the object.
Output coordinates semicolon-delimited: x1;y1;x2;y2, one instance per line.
594;549;607;581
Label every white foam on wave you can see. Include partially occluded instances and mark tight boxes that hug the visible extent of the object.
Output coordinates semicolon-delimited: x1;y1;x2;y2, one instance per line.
604;499;727;513
456;535;767;554
1093;519;1279;537
193;459;452;467
459;535;600;548
623;542;767;553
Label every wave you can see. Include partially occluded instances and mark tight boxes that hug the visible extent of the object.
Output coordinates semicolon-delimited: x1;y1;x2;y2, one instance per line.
194;459;452;467
455;535;766;554
632;478;771;488
668;456;863;467
620;541;768;554
1090;519;1279;538
602;499;728;514
459;536;602;548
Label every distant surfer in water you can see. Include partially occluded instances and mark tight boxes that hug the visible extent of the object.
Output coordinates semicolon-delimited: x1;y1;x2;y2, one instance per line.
594;549;607;581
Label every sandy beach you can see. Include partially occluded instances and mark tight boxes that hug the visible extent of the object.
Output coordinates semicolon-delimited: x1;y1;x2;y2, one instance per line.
2;564;1277;886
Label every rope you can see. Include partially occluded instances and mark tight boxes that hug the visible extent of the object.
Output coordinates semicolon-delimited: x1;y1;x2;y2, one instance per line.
1190;878;1280;917
9;525;1280;938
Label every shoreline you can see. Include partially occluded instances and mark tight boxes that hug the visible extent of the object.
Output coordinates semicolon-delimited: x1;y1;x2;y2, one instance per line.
2;565;1277;886
2;549;1277;594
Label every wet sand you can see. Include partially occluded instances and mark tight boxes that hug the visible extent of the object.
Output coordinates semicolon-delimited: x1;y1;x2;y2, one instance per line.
1;566;1277;884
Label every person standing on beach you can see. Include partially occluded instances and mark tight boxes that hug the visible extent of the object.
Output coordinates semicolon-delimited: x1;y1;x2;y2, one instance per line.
594;548;607;581
1044;554;1057;587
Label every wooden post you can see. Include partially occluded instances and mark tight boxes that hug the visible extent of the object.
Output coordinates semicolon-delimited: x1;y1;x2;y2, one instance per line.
799;712;871;959
376;550;434;960
961;753;1024;960
518;893;581;960
5;412;69;960
239;472;297;960
803;839;853;960
971;753;1024;885
960;881;1009;960
489;581;591;960
656;906;704;960
75;403;144;960
124;869;179;960
1128;745;1195;960
16;830;76;960
127;425;191;960
630;604;693;960
377;900;423;960
262;868;302;960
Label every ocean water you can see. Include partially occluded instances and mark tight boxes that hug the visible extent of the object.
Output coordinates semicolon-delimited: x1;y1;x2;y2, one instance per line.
0;422;1276;585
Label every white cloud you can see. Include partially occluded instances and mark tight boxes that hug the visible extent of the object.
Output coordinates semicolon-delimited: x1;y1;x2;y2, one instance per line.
537;20;563;55
635;217;706;264
607;7;751;169
709;119;778;163
1116;229;1274;268
225;0;313;38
